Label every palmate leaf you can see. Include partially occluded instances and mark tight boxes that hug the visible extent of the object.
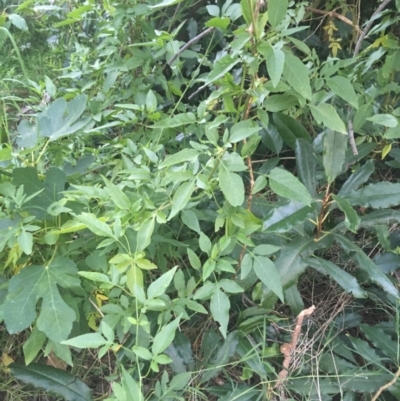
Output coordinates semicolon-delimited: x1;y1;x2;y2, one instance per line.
4;257;80;342
10;363;93;401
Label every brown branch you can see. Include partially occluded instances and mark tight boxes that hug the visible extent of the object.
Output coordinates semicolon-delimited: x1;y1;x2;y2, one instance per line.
274;305;316;389
371;366;400;401
167;27;215;66
307;7;361;34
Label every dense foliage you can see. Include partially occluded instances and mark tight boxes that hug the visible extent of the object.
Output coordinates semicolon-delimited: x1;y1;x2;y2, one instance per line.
1;0;400;400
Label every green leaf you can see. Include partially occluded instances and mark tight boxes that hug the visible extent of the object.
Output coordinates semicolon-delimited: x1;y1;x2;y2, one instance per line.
253;256;284;301
283;54;312;100
346;182;400;209
10;363;93;401
360;324;398;360
219;279;244;293
263;201;315;232
152;112;196;128
75;213;114;238
219;169;245;207
169;181;195;220
229;121;261;143
259;42;285;88
295;139;317;196
268;0;288;29
338;160;375;198
332;195;360;232
102;176;130;210
268;168;312;205
147;266;177;299
4;257;79;342
309;104;347;134
61;333;110;348
273;113;311;148
78;272;110;284
264;94;298;112
23;327;47;365
18;230;33;255
253;244;280;255
204;55;240;85
8;14;28;31
323;130;348;183
334;233;398;298
146;90;157;113
210;288;230;338
137;217;155;251
181;210;201;233
367;114;398;128
308;257;366;298
121;366;144;401
326;76;358;109
152;316;181;355
353;103;373;131
159;149;199;168
187;248;201;270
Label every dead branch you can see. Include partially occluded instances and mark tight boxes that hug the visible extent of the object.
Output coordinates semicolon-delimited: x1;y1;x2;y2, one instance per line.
371;366;400;401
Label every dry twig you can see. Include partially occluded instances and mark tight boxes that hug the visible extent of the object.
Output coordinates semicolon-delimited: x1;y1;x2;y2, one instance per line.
371;366;400;401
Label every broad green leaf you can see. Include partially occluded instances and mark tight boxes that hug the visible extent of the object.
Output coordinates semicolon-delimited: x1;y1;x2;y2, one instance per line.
23;327;46;365
219;169;244;207
18;230;33;255
204;55;240;85
147;266;177;299
268;0;288;29
332;195;360;232
323;130;348;183
268;168;312;205
263;201;315;232
360;324;398;360
102;176;130;210
309;104;347;134
358;209;400;229
273;113;311;148
210;288;230;338
284;285;304;315
334;233;398;298
253;256;283;301
152;112;196;128
10;363;93;401
78;272;110;283
121;366;144;401
159;149;199;168
203;259;216;281
264;94;298;112
61;333;110;348
367;114;398;127
338;160;375;198
229;121;261;143
146;90;157;113
181;210;201;233
75;213;114;238
219;279;244;293
258;42;285;88
353;103;373;131
8;14;28;31
4;257;79;342
187;248;201;270
283;54;312;100
308;257;366;298
295;138;317;196
326;76;358;109
152;316;181;355
17;120;38;148
137;217;155;251
169;181;196;220
346;182;400;209
253;244;280;255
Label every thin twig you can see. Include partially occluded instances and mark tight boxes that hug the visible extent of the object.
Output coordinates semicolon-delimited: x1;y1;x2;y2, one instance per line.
371;367;400;401
307;7;361;34
167;27;215;66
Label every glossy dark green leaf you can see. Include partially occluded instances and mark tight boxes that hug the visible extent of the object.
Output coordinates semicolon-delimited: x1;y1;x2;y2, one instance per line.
283;54;312;100
10;363;92;401
204;55;240;85
23;327;47;365
263;201;315;232
334;233;398;298
323;130;348;183
268;168;312;205
264;94;298;112
295;138;317;196
273;113;310;148
358;209;400;228
310;104;347;134
332;195;360;233
284;285;304;315
360;324;398;360
346;182;400;209
326;76;358;109
253;255;283;301
258;42;285;87
229;120;261;143
353;102;373;131
268;0;288;29
338;160;375;198
308;257;366;298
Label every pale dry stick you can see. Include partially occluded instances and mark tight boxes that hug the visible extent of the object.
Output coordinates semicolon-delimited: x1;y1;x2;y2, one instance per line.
274;305;316;389
348;0;393;155
371;367;400;401
307;7;361;34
